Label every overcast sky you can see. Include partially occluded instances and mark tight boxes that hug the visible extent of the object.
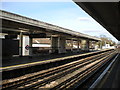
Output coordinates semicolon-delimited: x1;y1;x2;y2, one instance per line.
1;1;118;42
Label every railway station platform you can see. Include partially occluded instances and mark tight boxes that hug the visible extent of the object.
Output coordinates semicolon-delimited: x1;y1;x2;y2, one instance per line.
96;53;120;89
2;50;93;67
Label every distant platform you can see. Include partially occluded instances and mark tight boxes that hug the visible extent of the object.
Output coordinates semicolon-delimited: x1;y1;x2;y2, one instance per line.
2;50;91;68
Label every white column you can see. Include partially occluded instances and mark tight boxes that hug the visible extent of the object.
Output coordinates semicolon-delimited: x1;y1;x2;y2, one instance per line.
51;37;58;53
23;36;29;56
94;41;99;50
86;40;89;51
81;39;89;51
81;40;86;50
58;37;66;53
71;39;73;51
100;41;102;49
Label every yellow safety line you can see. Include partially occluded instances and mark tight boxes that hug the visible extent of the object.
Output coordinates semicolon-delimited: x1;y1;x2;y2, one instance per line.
0;58;60;69
1;53;90;70
1;54;80;70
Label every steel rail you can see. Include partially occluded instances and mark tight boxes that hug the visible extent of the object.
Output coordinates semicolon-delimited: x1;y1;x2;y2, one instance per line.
64;52;117;89
2;50;111;87
44;51;116;89
1;50;116;89
15;51;111;89
23;50;116;88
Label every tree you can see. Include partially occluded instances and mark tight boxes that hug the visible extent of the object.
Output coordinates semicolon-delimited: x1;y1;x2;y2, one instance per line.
99;35;116;46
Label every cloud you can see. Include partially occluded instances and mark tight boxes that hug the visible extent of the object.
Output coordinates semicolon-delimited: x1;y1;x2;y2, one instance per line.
77;17;92;22
81;29;106;33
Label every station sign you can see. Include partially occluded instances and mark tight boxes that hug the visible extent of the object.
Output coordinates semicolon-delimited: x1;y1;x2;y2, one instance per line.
25;45;29;50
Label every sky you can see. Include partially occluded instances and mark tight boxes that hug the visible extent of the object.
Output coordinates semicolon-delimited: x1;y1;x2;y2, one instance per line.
1;1;118;42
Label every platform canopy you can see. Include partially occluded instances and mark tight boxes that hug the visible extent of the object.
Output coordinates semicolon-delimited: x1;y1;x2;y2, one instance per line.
74;1;120;40
0;10;101;41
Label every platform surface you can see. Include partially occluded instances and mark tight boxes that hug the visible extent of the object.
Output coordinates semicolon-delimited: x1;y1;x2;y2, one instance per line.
2;51;91;67
97;53;120;89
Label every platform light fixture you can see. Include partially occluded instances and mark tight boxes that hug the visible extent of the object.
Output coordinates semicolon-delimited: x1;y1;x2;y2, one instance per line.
18;28;29;32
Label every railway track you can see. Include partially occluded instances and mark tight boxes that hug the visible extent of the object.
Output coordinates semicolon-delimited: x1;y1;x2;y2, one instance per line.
1;49;117;89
